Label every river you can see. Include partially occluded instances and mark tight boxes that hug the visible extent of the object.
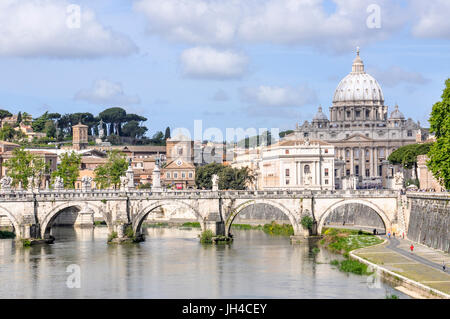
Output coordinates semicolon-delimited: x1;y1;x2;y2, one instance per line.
0;226;408;298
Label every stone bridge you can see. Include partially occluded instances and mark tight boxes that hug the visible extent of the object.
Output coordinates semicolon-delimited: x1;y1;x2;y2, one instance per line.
0;188;410;242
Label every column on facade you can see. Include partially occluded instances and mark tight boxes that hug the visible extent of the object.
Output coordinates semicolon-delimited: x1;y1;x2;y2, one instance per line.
350;147;354;175
374;147;378;176
361;147;365;179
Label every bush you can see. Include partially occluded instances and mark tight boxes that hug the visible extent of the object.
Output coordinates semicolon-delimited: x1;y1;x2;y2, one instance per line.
124;225;134;238
108;231;118;242
200;230;214;244
21;239;31;247
262;221;294;236
301;216;314;230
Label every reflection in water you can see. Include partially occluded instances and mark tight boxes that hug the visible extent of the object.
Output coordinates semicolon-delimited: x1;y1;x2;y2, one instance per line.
0;227;407;298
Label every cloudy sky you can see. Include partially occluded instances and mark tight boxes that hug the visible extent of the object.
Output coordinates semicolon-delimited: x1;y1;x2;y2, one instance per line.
0;0;449;140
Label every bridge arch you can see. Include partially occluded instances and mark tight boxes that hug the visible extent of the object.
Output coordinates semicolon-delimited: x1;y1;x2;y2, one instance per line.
317;199;391;235
40;202;108;239
225;199;300;236
133;200;205;236
0;206;22;237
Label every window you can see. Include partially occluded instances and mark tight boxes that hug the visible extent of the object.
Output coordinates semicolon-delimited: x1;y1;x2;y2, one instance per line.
334;169;338;177
366;110;370;118
174;172;178;179
188;172;193;178
355;165;359;176
324;168;329;177
285;150;289;154
379;148;385;158
285;169;290;177
378;165;382;176
366;169;370;177
325;179;329;185
354;148;359;158
347;111;351;118
166;173;171;178
304;165;310;174
346;169;350;176
286;179;290;185
303;132;309;138
182;172;186;178
407;130;412;137
346;149;350;158
178;147;183;155
356;110;360;117
365;149;370;157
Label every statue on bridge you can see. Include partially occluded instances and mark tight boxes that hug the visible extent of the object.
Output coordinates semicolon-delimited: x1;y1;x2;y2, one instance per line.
81;176;93;191
211;174;219;191
27;176;34;192
53;176;64;191
0;176;13;192
393;172;404;190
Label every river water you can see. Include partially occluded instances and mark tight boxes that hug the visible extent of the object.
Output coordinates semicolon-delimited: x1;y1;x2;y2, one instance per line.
0;227;407;299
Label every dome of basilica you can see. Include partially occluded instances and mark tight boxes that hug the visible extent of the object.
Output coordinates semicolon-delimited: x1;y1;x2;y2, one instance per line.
389;105;405;119
332;48;384;104
313;106;328;121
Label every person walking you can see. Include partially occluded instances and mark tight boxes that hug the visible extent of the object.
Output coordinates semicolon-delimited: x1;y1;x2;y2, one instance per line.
443;261;446;272
410;244;414;253
388;231;391;239
393;232;396;238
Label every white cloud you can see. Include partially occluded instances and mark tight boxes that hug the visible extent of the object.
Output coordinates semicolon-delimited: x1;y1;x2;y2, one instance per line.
368;66;430;88
134;0;406;52
0;0;137;58
180;47;248;79
75;80;141;105
240;85;317;108
411;0;450;39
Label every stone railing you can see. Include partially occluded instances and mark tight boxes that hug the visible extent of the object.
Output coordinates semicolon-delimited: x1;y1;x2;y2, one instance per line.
0;188;402;201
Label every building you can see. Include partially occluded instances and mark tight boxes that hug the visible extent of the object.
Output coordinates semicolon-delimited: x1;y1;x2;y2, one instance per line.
72;123;89;151
288;48;421;189
166;134;194;163
162;158;196;189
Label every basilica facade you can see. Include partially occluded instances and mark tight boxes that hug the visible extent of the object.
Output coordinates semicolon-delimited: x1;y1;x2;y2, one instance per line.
284;49;422;189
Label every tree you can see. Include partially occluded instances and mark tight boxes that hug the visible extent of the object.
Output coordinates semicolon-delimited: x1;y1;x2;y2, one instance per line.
122;120;148;139
279;130;294;138
51;152;81;189
428;78;450;189
0;109;12;120
195;163;223;189
0;124;16;141
16;112;22;125
3;148;47;188
94;150;128;189
150;131;165;145
388;142;433;179
164;127;171;140
99;107;127;136
195;163;254;190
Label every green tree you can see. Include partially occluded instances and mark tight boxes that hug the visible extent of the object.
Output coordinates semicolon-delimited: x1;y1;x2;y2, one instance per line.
16;112;22;125
279;130;294;138
99;107;127;136
427;78;450;189
51;152;81;189
388;142;433;179
164;127;171;140
0;124;16;141
122;120;148;139
3;148;47;188
94;150;128;189
195;163;254;190
0;109;12;120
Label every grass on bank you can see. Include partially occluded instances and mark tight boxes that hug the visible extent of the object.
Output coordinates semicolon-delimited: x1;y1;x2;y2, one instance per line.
322;227;382;276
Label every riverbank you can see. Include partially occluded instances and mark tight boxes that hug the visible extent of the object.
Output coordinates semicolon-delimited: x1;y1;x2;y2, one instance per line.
319;228;384;276
352;238;450;299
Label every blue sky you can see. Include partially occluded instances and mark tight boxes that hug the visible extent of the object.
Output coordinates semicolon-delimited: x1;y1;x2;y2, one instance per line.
0;0;449;140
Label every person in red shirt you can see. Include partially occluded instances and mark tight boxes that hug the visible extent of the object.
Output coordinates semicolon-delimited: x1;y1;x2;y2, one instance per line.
410;244;414;253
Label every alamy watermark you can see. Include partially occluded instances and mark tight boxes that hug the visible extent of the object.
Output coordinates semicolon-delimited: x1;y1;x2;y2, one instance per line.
66;4;81;29
366;4;381;29
66;264;81;289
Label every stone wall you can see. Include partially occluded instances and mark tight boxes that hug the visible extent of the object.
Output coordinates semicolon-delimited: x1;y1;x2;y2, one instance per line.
323;203;385;229
234;203;289;225
407;195;449;253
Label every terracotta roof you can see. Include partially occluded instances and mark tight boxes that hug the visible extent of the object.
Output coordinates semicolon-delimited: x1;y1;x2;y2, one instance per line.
81;157;108;164
121;145;166;152
163;159;195;169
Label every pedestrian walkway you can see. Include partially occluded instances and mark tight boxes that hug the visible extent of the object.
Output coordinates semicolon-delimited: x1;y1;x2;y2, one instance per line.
354;236;450;296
